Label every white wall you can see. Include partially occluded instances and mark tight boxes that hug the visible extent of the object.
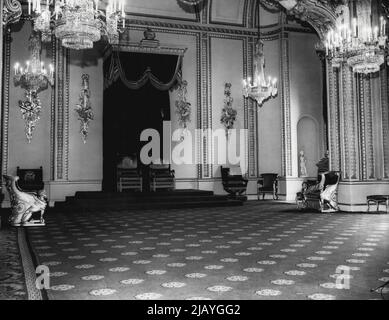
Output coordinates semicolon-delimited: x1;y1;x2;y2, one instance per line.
289;32;325;178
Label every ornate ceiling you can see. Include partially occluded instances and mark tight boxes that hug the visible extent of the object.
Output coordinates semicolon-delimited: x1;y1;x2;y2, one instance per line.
100;0;343;38
4;1;358;40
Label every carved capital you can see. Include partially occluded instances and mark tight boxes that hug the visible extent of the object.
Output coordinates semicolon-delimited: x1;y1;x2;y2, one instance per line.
3;0;22;26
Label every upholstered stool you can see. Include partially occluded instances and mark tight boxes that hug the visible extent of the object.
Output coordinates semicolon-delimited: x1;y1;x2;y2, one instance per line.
367;195;389;213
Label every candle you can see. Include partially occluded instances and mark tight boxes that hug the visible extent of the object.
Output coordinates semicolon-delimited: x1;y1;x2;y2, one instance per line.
381;16;384;36
28;0;31;15
374;26;379;41
352;18;357;37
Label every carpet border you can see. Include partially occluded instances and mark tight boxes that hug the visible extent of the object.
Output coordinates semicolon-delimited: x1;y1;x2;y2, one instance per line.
17;228;47;300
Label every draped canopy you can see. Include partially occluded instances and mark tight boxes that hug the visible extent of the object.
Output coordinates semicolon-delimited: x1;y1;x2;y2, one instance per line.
104;51;183;91
103;50;183;191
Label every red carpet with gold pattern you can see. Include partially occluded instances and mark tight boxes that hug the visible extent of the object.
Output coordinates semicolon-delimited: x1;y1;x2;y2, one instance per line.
25;202;389;300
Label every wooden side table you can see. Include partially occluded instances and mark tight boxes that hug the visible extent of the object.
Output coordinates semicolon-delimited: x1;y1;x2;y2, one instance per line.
367;195;389;213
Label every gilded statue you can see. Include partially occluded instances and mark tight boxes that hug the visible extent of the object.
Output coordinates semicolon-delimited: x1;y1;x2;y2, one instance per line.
2;175;47;227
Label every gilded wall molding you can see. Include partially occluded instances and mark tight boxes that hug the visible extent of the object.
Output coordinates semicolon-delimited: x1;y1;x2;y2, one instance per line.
201;0;209;24
326;62;341;171
55;43;70;181
195;32;202;179
0;0;3;178
382;67;389;179
247;0;256;29
1;30;12;176
340;63;358;180
200;32;211;178
364;75;375;180
246;37;257;178
50;36;56;180
280;23;292;177
358;74;367;180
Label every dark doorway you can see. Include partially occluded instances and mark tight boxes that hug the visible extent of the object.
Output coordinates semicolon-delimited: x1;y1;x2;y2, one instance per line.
103;52;180;192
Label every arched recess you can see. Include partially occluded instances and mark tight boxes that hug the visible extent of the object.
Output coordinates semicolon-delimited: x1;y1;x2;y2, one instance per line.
297;115;321;177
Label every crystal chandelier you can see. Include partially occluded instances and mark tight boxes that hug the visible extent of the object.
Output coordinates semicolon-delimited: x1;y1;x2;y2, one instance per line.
242;2;277;107
28;0;125;50
324;1;387;74
14;31;55;143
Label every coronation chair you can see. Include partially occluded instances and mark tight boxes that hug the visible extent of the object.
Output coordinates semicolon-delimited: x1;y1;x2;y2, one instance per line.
221;166;248;197
296;171;341;213
116;155;143;192
16;166;44;192
150;163;175;192
257;173;279;200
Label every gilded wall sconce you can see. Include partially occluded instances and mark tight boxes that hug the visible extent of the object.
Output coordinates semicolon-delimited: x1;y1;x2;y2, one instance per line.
220;83;237;138
14;31;54;143
175;80;191;140
75;74;94;143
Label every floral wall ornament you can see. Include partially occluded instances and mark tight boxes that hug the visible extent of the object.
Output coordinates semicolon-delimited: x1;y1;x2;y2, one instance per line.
75;74;94;143
175;80;191;139
220;83;237;137
19;91;41;143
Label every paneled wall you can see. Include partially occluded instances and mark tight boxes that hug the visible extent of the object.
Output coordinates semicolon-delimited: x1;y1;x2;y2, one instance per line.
327;61;389;211
1;2;324;204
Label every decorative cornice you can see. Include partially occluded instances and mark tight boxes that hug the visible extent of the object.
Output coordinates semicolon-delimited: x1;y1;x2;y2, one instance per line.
126;18;284;39
3;0;22;26
109;42;188;57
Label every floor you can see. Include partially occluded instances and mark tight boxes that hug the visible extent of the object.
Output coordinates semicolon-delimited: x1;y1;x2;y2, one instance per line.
0;228;27;299
2;202;389;300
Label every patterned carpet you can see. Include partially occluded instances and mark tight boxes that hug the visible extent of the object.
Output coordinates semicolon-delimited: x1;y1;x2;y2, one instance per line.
22;202;389;300
0;228;27;299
